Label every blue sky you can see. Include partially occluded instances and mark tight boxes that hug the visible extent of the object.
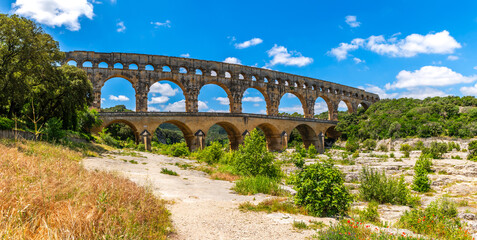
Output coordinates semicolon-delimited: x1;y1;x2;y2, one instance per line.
2;0;477;114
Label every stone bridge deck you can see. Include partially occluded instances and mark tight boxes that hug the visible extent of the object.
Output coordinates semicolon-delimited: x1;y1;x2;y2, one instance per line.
97;112;338;152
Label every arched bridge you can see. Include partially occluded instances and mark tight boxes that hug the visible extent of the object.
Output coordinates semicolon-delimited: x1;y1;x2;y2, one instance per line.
65;51;379;152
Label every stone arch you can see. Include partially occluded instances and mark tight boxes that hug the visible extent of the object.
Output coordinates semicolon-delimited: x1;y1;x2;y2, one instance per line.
199;81;233;112
360;102;370;110
98;62;109;68
128;63;138;70
82;61;92;67
102;119;139;143
339;99;354;113
113;62;123;69
242;87;271;115
254;122;282;151
160;120;195;150
145;64;154;71
288;123;318;149
205;121;242;150
314;95;333;120
100;76;137;111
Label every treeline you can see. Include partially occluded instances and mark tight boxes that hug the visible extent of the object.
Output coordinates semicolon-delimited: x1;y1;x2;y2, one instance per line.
336;96;477;140
0;14;98;139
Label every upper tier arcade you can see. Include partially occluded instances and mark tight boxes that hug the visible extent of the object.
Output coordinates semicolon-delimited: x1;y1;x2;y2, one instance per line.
64;51;379;120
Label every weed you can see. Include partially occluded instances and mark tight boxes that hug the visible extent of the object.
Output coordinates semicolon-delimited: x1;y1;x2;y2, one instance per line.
293;220;308;230
160;168;178;176
233;176;284;196
238;198;307;215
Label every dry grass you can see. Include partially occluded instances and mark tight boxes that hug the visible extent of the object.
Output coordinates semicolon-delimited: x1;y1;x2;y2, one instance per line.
0;140;172;239
210;172;241;182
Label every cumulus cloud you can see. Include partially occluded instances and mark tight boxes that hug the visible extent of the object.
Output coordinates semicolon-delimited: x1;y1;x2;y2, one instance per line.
180;53;190;58
215;97;230;105
447;55;459;61
164;100;207;112
116;21;126;32
399;87;448;99
266;44;313;67
12;0;94;31
279;106;304;114
223;57;242;65
109;95;129;101
243;96;263;102
314;101;329;114
148;96;169;104
148;106;161;112
329;30;461;60
234;38;263;49
460;83;477;96
359;84;398;99
151;20;171;28
353;57;364;64
386;66;477;89
345;15;361;28
149;82;179;97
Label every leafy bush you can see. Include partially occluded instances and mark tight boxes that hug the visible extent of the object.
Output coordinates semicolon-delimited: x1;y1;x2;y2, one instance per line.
307;144;317;158
160;168;178;176
468;140;477;161
233;175;283;195
359;167;411;205
357;201;380;223
361;139;376;151
232;129;280;178
352;150;359;158
44;118;65;142
196;141;223;164
0;117;14;130
294;161;352;217
295;144;307;158
447;141;461;151
398;198;470;239
377;144;388;152
400;144;412;158
414;140;425;150
345;138;359;152
170;142;190;157
422;141;448;159
412;154;432;192
292;152;305;168
78;108;102;133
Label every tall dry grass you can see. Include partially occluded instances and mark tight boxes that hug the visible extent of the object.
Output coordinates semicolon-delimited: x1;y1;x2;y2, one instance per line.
0;140;172;239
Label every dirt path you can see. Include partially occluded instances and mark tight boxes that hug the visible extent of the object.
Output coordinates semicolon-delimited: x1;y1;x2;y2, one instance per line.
82;151;334;240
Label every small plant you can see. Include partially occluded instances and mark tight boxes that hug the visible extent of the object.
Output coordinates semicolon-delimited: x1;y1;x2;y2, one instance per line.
422;141;448;159
447;141;461;151
414;140;425;150
390;153;395;158
170;142;190;157
357;201;380;223
352;150;359;158
196;141;223;164
400;144;412;158
359;167;412;206
44;117;66;143
412;155;432;192
292;220;308;230
128;160;138;164
294;161;352;217
239;198;307;215
160;168;178;176
377;144;388;152
468;140;477;161
292;152;305;168
233;175;283;196
345;138;359;152
362;139;377;151
307;144;317;158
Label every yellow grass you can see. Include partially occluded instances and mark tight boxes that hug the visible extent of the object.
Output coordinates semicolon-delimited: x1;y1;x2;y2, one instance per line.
0;140;172;239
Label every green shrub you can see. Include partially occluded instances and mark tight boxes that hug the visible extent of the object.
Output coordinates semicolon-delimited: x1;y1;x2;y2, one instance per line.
78;108;102;133
232;129;280;178
468;140;477;161
160;168;178;176
295;144;307;158
345;138;359;152
294;161;352;217
233;175;282;195
359;167;411;205
197;141;223;164
447;141;461;151
307;144;317;158
44;118;65;142
98;129;119;147
414;140;425;150
398;198;468;239
0;117;14;130
400;144;412;158
422;141;448;159
170;142;190;157
358;201;380;223
136;143;145;151
292;152;305;168
352;150;359;159
377;144;388;152
412;154;432;192
362;139;376;151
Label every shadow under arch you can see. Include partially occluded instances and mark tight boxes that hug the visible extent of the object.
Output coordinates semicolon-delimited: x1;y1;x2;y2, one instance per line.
324;126;342;148
199;81;233;112
289;123;318;149
242;86;272;115
253;122;281;151
103;119;139;143
160;120;195;150
205;121;242;150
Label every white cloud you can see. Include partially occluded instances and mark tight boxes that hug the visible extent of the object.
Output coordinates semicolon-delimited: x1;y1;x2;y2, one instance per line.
314;101;329;114
215;97;230;105
359;84;398;99
101;98;105;103
163;100;207;112
148;96;169;104
329;30;461;60
234;38;263;49
148;106;161;112
400;87;448;99
338;102;348;110
353;57;364;64
149;82;179;97
223;57;242;65
279;105;304;114
12;0;94;31
207;109;228;113
447;55;459;61
243;96;263;102
180;53;190;58
386;66;477;89
151;20;171;28
460;83;477;96
266;44;313;67
345;15;361;28
473;66;477;70
116;21;126;32
109;95;129;101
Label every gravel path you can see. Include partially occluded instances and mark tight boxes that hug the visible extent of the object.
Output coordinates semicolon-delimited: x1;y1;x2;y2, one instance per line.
82;151;334;240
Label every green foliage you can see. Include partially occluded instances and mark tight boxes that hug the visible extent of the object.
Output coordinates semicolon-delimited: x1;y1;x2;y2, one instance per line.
359;167;411;205
292;221;308;229
101;105;133;112
377;144;388;152
422;141;448;159
467;140;477;161
400;144;412;158
160;168;178;176
447;141;461;151
233;176;283;196
44;118;65;142
105;123;135;141
335;97;477;140
294;161;352;217
412;154;432;192
98;129;119;147
0;117;14;130
358;201;380;223
345;138;359;152
307;144;317;158
398;198;470;240
352;151;360;158
414;141;425;150
196;141;223;164
292;152;305;168
361;139;376;151
170;142;190;157
232;129;280;178
78;108;102;133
